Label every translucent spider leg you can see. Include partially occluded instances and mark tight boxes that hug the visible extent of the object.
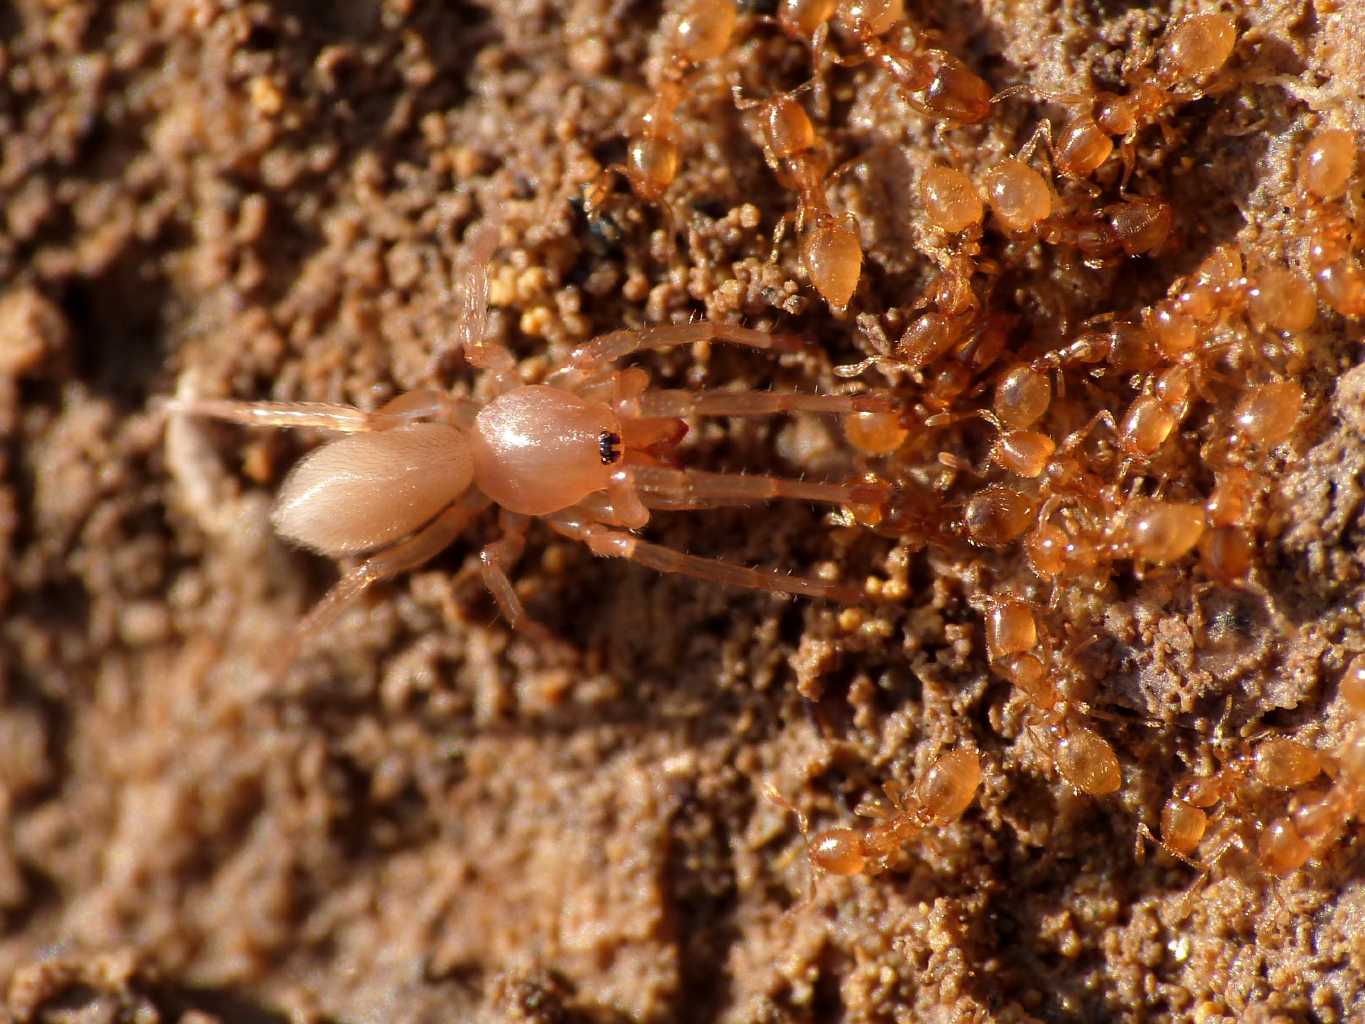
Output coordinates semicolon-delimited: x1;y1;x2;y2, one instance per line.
636;389;893;418
431;217;521;392
477;510;564;649
628;465;891;511
267;492;491;677
548;511;861;602
168;389;479;433
551;322;807;388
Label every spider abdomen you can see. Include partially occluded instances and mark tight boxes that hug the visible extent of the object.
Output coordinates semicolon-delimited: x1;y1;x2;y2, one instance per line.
273;423;473;557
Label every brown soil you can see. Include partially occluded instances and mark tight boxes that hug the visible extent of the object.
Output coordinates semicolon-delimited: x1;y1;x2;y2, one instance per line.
2;1;1364;1022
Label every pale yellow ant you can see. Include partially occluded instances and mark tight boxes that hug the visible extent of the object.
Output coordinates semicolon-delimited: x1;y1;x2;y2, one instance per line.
170;218;891;669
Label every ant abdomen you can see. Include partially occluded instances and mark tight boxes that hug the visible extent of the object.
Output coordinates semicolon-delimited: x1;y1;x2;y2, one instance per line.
1232;381;1304;450
916;51;993;124
778;0;836;38
1055;116;1114;178
1299;128;1355;201
1123;499;1205;564
920;164;984;234
918;748;984;824
985;598;1037;661
1056;725;1122;796
801;212;863;311
963;483;1037;547
895;311;970;370
993;365;1051;429
1161;12;1238;84
669;0;738;64
1159;797;1207;856
809;827;869;876
983;158;1053;234
1247;265;1317;333
990;429;1056;478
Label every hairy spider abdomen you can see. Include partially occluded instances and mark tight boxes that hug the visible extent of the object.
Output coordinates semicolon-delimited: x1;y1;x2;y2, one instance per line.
273;423;474;557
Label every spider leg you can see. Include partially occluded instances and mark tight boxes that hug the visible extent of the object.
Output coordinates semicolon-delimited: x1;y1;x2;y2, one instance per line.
636;388;893;418
477;511;564;648
558;322;807;382
268;492;490;677
168;398;377;433
547;511;861;602
169;389;478;433
430;217;521;392
629;465;890;509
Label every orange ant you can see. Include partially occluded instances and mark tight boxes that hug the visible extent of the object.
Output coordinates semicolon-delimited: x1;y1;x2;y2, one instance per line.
584;0;740;238
732;78;862;311
1039;194;1174;265
974;133;1173;263
1296;127;1365;317
1254;657;1365;875
1138;733;1328;880
764;0;994;126
976;593;1123;796
767;747;983;885
169;216;894;673
1007;13;1239;183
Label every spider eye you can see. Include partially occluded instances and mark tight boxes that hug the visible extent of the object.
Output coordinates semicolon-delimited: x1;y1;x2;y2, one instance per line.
598;431;623;465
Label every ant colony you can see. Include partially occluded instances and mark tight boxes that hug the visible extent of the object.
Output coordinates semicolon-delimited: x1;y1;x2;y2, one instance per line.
173;0;1364;904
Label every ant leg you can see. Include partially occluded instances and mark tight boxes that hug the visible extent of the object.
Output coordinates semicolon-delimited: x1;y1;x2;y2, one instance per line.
559;321;807;381
826;140;870;188
168;389;478;433
657;198;686;273
583;163;628;214
1134;822;1205;869
763;783;819;905
1118;140;1138;195
477;511;564;648
547;511;861;601
268;493;490;677
1059;409;1118;453
807;28;832;113
769;210;797;263
1017;118;1054;166
636;388;893;418
988;83;1032;106
628;464;891;510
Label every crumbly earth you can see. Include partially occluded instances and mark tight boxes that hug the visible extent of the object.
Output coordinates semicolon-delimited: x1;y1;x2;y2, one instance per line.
1;1;1363;1022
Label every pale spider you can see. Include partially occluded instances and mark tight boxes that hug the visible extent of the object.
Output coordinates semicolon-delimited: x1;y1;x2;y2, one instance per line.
171;220;890;663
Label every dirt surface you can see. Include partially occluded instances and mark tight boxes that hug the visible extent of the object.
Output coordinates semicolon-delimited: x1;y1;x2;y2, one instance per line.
2;0;1365;1021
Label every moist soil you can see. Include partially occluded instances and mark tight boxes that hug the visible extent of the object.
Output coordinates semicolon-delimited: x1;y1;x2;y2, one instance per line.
2;1;1364;1022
